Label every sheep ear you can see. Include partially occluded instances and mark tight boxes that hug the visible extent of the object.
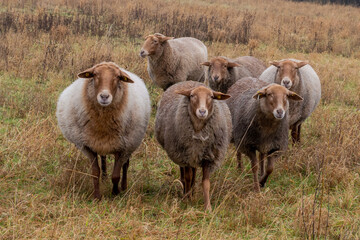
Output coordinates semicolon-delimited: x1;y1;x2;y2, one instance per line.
155;34;174;43
227;62;241;68
295;61;308;69
175;89;193;97
201;62;211;67
213;91;231;100
287;91;303;101
270;61;280;68
118;71;134;83
252;89;267;99
78;67;95;78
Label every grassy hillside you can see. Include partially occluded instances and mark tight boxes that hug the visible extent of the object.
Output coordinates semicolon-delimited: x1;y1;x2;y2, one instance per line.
1;0;360;239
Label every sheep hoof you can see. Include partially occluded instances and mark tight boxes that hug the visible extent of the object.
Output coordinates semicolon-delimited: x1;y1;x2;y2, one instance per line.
253;184;261;192
259;181;265;188
204;204;212;212
112;187;120;196
93;193;102;201
101;173;107;181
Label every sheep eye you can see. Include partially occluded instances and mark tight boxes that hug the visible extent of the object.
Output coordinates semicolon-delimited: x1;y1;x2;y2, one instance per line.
190;94;194;98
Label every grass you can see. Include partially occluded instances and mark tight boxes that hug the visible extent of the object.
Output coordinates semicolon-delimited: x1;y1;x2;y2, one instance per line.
1;0;360;239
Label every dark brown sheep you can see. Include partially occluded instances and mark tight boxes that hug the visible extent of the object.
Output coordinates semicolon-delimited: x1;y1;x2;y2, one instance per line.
155;81;232;211
201;56;266;93
227;77;303;191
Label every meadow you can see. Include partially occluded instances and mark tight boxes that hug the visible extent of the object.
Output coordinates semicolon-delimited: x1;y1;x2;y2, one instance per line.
0;0;360;239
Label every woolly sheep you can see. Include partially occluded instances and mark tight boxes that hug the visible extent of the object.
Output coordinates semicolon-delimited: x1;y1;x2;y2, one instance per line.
227;77;303;191
201;56;266;93
140;33;208;90
56;62;151;200
155;81;232;211
259;59;321;143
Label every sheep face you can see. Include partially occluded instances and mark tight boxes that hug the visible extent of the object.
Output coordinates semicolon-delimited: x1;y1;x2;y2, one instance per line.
270;60;308;89
140;33;174;58
176;86;230;120
253;84;303;119
201;57;240;85
78;63;134;107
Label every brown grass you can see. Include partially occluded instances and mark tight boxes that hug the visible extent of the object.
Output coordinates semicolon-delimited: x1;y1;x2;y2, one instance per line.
1;0;360;239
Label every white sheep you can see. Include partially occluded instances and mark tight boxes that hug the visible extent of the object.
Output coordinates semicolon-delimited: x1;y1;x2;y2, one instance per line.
56;62;151;200
140;33;208;90
155;81;232;211
259;59;321;143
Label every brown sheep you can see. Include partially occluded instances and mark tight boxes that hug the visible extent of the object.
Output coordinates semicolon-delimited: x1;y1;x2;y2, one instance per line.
259;59;321;143
155;81;232;211
227;77;303;191
201;56;266;93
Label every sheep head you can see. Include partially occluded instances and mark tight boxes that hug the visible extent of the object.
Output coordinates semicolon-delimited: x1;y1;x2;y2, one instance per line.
140;33;174;58
253;84;303;119
78;62;134;107
270;60;308;89
201;57;240;85
176;86;230;120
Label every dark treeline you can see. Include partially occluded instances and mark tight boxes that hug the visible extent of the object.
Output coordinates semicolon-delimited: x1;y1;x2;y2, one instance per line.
290;0;360;6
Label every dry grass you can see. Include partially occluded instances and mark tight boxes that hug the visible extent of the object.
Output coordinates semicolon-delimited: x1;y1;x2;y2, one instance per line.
1;0;360;239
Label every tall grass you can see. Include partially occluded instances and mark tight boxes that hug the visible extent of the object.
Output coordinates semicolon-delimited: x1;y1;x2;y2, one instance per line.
1;0;360;239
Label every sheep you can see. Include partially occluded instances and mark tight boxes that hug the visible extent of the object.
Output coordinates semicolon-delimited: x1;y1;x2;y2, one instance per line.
140;33;208;91
201;56;266;93
56;62;151;200
226;77;303;191
155;81;232;211
259;59;321;143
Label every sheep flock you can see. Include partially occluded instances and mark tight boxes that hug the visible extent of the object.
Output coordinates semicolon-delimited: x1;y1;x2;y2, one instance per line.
57;33;321;211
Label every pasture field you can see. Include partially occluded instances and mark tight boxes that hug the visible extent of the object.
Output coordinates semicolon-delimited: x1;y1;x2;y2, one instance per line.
0;0;360;239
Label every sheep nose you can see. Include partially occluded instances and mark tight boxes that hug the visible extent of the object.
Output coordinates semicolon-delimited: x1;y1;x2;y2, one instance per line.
283;79;290;86
100;93;110;100
213;75;219;81
199;109;206;116
140;50;144;55
276;109;284;116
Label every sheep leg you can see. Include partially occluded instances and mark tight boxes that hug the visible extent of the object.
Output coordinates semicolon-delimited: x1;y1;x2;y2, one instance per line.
297;124;302;142
180;166;185;194
291;123;301;144
112;153;123;195
100;155;107;180
248;151;260;192
189;167;197;198
82;147;101;200
259;153;266;177
236;151;243;172
259;155;275;187
191;167;197;189
121;158;129;191
202;162;212;211
184;167;192;199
